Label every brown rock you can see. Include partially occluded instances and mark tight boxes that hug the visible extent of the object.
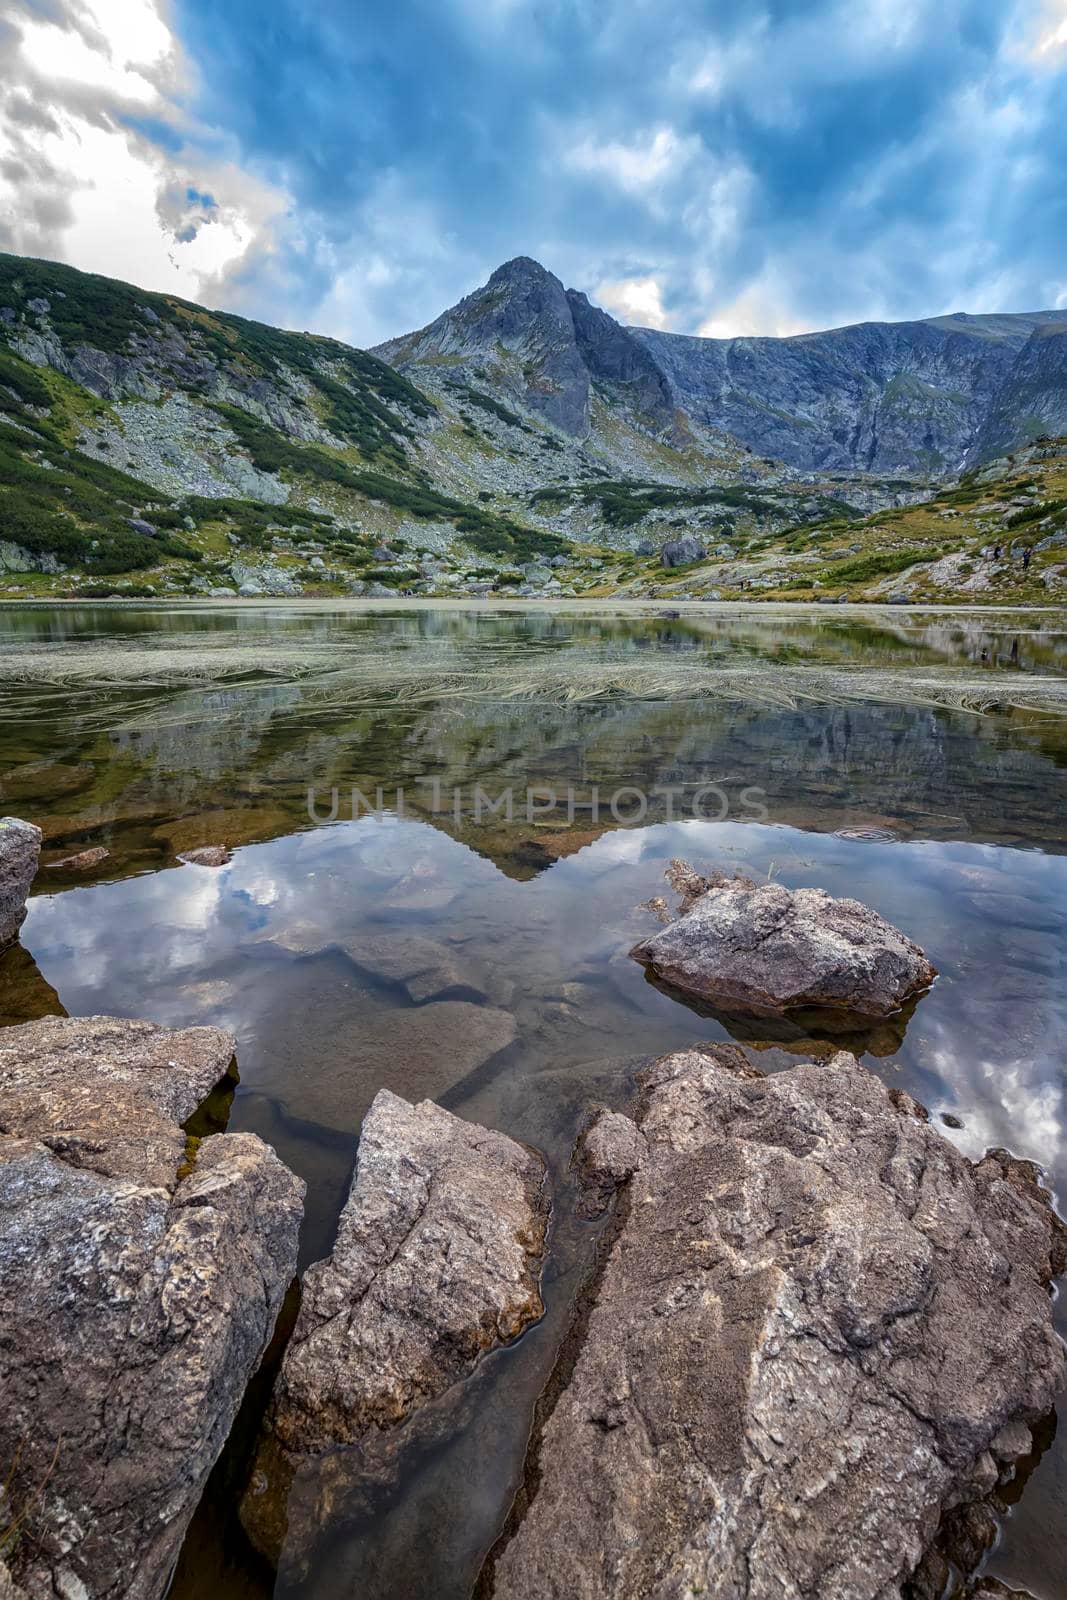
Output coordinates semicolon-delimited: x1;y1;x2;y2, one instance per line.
0;817;41;948
0;1015;304;1600
489;1045;1065;1600
632;859;936;1020
44;844;109;871
177;844;232;866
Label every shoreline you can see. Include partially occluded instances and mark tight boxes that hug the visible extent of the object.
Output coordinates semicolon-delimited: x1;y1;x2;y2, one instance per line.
1;596;1065;617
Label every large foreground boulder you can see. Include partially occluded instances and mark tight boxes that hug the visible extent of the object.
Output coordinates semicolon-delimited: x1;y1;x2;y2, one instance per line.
243;1089;548;1556
0;817;41;948
632;860;936;1020
0;1016;304;1600
489;1045;1066;1600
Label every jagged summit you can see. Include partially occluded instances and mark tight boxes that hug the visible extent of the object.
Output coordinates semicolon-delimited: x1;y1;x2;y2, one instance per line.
486;255;560;286
375;257;1067;472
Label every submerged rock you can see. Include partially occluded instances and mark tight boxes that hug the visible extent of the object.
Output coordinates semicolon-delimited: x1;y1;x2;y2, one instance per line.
0;1015;304;1600
44;844;110;871
489;1045;1066;1600
251;996;518;1135
631;860;936;1021
243;1088;548;1555
177;843;232;867
0;817;41;948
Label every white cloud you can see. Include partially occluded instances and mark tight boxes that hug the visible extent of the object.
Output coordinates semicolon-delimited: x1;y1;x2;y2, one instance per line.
698;279;815;339
0;0;289;304
593;273;673;329
1030;0;1067;56
563;125;701;195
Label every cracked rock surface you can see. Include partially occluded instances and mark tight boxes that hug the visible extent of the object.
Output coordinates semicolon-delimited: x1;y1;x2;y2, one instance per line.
490;1044;1066;1600
0;817;41;949
632;861;937;1020
0;1015;304;1600
264;1088;547;1456
242;1090;548;1557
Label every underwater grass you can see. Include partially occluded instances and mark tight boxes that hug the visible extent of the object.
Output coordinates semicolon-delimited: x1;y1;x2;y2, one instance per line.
2;631;1066;728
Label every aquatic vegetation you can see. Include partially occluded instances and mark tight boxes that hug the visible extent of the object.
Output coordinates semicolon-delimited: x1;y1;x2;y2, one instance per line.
2;623;1065;728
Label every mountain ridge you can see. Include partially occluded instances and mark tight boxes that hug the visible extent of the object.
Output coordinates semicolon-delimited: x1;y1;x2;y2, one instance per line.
0;248;1064;606
375;254;1067;475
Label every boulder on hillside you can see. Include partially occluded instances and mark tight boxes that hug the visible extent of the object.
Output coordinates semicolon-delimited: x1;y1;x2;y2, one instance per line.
242;1088;548;1557
490;1044;1067;1600
0;1016;304;1600
631;859;936;1021
0;817;41;949
659;535;707;568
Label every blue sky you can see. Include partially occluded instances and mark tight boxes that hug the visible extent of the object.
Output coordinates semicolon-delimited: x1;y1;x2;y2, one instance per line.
1;0;1065;345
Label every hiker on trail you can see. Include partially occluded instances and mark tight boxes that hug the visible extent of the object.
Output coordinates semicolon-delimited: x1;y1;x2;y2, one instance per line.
1023;547;1032;571
993;545;1002;560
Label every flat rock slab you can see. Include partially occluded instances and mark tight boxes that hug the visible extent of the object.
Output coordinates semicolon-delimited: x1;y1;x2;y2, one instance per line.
243;1089;547;1555
254;996;518;1135
0;1014;236;1186
0;1015;304;1600
632;861;936;1020
261;927;489;1005
0;816;41;948
491;1045;1066;1600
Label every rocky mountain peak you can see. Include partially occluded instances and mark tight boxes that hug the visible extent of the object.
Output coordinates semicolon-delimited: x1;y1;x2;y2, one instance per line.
486;255;561;290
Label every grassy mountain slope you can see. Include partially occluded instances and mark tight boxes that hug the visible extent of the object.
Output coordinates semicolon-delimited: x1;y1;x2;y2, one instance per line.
0;251;1064;602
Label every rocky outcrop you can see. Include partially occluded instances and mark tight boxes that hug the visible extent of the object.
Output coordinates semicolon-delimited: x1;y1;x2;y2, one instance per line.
659;534;707;568
0;1015;304;1600
0;817;41;948
631;860;936;1021
375;257;592;436
243;1089;547;1553
490;1045;1067;1600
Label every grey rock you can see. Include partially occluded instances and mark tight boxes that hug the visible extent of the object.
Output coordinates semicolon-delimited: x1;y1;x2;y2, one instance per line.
660;535;707;568
127;517;157;536
575;1108;647;1217
0;1015;304;1600
0;817;41;948
242;1089;547;1551
209;585;237;597
0;541;64;575
230;560;303;597
366;581;397;598
888;591;911;604
340;932;489;1003
490;1045;1067;1600
631;860;936;1020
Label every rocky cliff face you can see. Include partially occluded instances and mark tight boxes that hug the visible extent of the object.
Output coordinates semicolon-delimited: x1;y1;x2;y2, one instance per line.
634;311;1067;475
375;257;594;435
379;258;1067;473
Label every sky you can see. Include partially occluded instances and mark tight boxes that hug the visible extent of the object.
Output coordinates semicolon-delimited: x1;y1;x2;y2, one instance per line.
0;0;1065;349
